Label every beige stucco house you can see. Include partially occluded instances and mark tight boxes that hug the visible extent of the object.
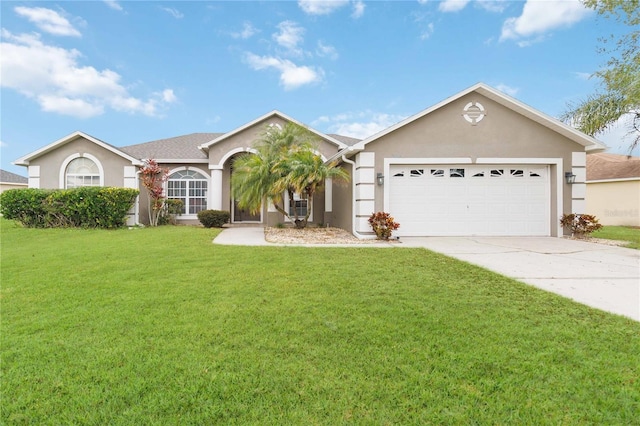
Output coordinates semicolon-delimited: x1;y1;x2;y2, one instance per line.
586;153;640;226
13;83;606;237
0;169;28;193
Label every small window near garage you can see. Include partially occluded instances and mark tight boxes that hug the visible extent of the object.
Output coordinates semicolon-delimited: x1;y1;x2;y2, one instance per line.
510;169;524;177
472;171;485;177
393;171;405;177
66;157;101;188
410;169;424;177
449;168;465;178
529;169;543;177
430;169;444;177
490;169;504;177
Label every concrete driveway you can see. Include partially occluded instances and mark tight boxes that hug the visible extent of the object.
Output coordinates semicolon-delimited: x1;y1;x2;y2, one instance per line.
400;237;640;322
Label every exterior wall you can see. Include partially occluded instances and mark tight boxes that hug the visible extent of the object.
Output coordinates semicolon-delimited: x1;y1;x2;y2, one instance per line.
28;136;132;189
207;116;342;226
0;183;28;193
326;163;353;231
361;93;580;236
587;180;640;226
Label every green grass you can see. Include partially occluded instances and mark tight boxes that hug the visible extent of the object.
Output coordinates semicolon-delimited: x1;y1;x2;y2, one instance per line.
1;220;639;424
592;225;640;249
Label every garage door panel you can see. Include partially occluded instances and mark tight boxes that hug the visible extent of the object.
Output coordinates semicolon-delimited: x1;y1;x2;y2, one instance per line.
389;164;549;236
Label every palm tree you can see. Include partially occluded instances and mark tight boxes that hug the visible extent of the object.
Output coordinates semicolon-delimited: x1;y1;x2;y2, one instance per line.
231;123;349;228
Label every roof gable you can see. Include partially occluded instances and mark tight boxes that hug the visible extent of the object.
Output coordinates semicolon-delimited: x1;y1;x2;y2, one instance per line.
197;110;348;151
350;82;607;153
13;131;142;166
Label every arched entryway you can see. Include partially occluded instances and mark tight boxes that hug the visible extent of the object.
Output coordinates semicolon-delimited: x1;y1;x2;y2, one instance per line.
228;152;262;224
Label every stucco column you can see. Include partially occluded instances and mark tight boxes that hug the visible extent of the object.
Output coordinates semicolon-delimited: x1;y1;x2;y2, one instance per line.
210;167;223;211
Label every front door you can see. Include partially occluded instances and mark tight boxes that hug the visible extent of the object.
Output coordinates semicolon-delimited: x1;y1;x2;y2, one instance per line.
233;200;261;222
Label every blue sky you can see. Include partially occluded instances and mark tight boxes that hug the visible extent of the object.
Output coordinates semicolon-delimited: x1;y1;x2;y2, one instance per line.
1;0;637;176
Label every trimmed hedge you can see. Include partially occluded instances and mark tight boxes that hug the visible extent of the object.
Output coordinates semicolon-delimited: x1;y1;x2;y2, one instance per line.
197;209;230;228
0;187;139;229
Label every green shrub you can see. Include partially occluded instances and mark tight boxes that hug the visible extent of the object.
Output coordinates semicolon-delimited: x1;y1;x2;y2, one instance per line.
0;187;138;228
560;213;603;237
197;209;230;228
158;199;184;225
0;188;52;227
368;211;400;240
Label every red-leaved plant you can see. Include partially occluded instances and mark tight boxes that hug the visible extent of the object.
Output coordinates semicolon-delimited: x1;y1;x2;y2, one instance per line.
139;159;169;226
560;213;603;238
368;211;400;240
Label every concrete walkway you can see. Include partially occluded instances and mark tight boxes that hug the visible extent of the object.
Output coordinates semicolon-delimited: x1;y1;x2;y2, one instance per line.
214;228;640;322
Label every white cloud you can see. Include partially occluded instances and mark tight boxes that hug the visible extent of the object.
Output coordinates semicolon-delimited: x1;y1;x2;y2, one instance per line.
573;71;592;81
477;0;508;13
351;0;365;18
231;22;258;39
420;23;435;40
314;111;406;139
495;83;519;97
316;41;338;60
103;1;123;11
160;7;184;19
0;140;8;148
273;21;305;55
0;29;176;118
439;0;470;13
500;0;591;44
244;53;323;90
14;6;81;37
298;0;349;15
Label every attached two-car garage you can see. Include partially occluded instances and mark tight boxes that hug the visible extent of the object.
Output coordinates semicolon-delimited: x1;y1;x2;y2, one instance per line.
388;164;550;236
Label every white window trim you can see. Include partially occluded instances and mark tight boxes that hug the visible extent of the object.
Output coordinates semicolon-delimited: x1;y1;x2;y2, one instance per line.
166;167;210;219
59;153;104;188
284;190;313;223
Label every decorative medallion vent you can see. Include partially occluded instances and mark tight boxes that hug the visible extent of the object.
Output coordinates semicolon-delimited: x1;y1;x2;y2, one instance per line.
462;101;486;125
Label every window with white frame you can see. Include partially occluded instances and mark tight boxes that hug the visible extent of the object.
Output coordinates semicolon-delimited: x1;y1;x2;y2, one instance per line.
65;157;101;188
287;191;311;220
167;170;208;215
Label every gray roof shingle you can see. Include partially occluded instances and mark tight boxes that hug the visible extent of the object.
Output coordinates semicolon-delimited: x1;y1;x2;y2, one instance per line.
1;169;28;184
587;153;640;181
120;133;223;160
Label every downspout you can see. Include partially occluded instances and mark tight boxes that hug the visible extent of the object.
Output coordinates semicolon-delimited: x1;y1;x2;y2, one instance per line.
341;154;371;240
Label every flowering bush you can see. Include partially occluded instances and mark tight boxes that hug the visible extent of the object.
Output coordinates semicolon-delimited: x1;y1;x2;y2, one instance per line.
368;211;400;240
560;213;603;237
139;159;169;226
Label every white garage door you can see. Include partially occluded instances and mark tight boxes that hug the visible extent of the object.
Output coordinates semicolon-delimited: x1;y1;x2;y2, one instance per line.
389;164;550;236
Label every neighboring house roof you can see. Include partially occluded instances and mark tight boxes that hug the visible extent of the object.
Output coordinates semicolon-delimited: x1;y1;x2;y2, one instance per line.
338;82;607;160
587;153;640;181
13;131;143;166
198;110;348;152
121;133;222;162
0;169;28;184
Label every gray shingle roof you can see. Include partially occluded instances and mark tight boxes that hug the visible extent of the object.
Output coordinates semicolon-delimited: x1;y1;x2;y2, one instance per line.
120;133;223;160
327;134;361;146
587;153;640;181
0;169;28;184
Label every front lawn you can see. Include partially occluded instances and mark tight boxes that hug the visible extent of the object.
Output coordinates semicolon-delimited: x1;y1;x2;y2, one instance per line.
592;225;640;249
1;220;638;424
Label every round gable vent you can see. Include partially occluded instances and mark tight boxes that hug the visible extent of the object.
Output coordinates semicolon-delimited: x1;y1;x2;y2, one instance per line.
463;101;485;125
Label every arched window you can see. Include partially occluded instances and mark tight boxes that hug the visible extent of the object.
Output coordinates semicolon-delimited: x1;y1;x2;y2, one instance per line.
66;157;100;188
167;169;208;215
